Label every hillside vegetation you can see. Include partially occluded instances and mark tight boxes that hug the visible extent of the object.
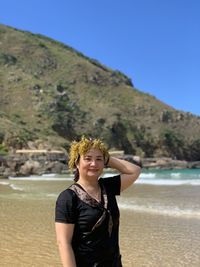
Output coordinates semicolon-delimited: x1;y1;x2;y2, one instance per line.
0;24;200;161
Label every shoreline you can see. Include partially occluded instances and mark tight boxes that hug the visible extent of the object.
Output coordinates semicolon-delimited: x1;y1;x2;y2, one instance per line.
0;153;200;179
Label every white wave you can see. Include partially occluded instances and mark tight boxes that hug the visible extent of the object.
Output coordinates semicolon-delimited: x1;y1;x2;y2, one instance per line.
102;172;118;178
119;202;200;219
42;173;57;177
9;175;73;181
0;181;9;185
136;178;200;186
170;172;181;177
9;184;24;191
140;173;156;178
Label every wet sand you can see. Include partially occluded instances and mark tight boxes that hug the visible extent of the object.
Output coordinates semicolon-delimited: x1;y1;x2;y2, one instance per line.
120;210;200;267
0;182;200;267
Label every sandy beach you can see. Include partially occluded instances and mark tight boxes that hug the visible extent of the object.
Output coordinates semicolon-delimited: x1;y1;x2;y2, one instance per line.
0;172;200;267
120;209;200;267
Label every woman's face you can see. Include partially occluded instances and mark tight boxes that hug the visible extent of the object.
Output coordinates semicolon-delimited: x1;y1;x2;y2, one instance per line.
77;148;104;180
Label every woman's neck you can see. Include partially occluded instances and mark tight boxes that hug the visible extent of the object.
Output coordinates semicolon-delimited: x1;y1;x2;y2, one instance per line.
77;178;101;202
77;178;98;189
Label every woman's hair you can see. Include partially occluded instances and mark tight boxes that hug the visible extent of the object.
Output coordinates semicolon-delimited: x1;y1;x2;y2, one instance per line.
68;136;109;182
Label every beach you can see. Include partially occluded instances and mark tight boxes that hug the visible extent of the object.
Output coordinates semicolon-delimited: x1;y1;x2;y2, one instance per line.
0;170;200;267
120;205;200;267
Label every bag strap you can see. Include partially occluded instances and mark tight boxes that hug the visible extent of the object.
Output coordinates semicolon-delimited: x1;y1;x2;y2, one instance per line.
69;183;107;208
69;183;113;236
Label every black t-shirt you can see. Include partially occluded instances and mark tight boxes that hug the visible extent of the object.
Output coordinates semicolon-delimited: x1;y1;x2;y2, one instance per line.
55;175;122;267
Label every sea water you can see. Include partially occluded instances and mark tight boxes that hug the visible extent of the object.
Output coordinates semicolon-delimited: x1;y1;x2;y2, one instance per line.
2;169;200;223
1;169;200;266
120;169;200;220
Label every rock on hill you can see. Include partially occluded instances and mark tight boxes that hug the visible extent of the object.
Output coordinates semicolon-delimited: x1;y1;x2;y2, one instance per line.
0;24;200;161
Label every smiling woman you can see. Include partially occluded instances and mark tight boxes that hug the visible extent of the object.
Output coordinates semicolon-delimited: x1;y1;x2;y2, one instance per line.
55;136;141;267
68;137;109;183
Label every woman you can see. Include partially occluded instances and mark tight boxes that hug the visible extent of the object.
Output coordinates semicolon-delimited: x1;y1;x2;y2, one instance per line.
55;136;141;267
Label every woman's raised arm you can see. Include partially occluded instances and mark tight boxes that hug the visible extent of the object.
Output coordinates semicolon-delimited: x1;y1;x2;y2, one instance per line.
107;156;141;191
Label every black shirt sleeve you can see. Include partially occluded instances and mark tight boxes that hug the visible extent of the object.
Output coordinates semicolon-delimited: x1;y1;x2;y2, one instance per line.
55;189;77;224
100;175;121;196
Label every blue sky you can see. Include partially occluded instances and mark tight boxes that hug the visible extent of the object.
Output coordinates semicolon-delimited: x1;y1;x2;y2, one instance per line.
1;0;200;116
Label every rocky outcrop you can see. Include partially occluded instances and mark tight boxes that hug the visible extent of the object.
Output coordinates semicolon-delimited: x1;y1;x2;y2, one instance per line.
1;152;200;179
0;152;68;178
142;157;188;169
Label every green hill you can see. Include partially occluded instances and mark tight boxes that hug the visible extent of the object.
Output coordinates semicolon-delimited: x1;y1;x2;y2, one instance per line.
0;24;200;160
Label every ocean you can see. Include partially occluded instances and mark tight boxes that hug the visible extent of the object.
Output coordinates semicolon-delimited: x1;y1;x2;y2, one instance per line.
0;169;200;266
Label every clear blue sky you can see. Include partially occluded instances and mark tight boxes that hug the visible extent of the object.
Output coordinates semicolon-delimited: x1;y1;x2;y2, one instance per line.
1;0;200;116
